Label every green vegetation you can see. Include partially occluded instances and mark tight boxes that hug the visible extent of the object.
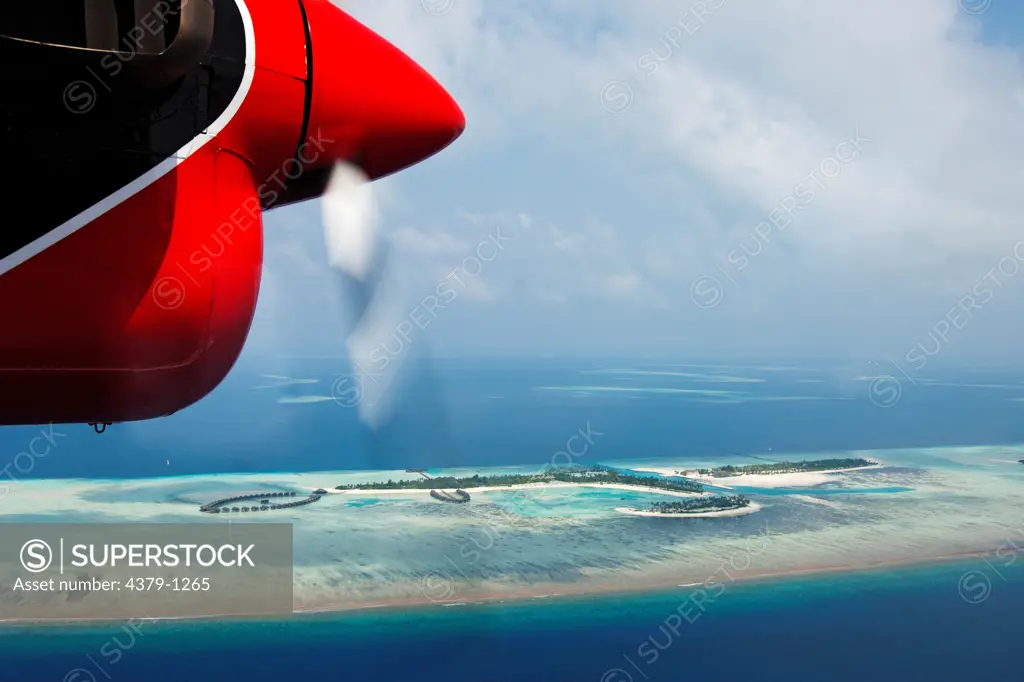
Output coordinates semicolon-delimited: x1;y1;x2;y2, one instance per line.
336;465;705;494
645;495;750;514
694;458;877;478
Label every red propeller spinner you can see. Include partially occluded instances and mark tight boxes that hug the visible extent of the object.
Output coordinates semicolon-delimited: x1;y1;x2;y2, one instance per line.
302;0;466;180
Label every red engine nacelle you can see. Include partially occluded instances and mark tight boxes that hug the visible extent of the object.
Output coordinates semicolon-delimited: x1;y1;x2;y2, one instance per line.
0;0;464;426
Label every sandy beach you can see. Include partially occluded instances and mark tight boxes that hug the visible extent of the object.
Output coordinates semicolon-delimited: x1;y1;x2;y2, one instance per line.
614;501;763;518
633;464;883;489
321;481;709;499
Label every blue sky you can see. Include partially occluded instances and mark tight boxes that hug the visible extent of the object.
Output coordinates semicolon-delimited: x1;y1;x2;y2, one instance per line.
246;0;1024;365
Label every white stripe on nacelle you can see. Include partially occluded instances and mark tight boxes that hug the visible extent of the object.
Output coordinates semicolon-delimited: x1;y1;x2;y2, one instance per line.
0;0;256;279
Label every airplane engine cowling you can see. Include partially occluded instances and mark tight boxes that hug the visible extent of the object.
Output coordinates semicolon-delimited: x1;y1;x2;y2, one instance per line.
0;0;463;426
0;149;264;424
0;0;306;425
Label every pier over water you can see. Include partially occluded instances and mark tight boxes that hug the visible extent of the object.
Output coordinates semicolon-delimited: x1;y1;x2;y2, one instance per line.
199;490;324;514
430;489;470;503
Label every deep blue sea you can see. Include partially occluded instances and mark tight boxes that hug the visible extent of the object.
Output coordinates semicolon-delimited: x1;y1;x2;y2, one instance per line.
1;358;1022;681
1;559;1021;682
3;357;1024;477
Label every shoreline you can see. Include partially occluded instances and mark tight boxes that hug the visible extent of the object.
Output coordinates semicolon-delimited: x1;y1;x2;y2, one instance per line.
325;482;708;499
614;501;763;518
0;546;999;629
633;464;884;490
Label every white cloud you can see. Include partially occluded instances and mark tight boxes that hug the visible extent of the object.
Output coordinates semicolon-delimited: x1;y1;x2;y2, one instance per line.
603;272;642;299
253;0;1024;361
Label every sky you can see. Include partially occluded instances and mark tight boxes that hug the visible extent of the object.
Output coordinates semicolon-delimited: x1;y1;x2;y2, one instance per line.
246;0;1024;366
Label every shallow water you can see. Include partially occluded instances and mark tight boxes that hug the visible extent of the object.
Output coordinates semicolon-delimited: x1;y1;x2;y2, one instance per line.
0;443;1021;616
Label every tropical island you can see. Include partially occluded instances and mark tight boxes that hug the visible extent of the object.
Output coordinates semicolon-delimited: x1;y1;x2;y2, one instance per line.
693;458;878;477
616;494;761;518
335;465;707;497
632;457;882;490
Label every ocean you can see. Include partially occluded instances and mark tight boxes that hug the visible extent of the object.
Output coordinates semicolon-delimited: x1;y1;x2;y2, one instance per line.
1;358;1022;681
3;357;1024;477
1;559;1022;682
